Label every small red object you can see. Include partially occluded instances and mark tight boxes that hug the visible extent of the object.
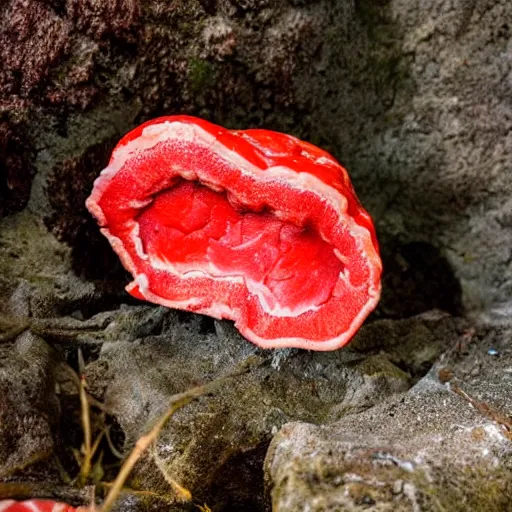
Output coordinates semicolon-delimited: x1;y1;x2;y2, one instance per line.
0;500;79;512
86;116;381;350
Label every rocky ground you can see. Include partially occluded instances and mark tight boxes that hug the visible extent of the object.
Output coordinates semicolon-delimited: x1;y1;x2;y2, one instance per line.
1;0;511;511
0;213;510;511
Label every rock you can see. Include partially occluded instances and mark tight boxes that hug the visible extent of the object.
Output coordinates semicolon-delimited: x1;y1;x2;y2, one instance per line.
0;332;59;478
81;309;470;508
0;0;508;314
265;323;512;511
0;120;35;218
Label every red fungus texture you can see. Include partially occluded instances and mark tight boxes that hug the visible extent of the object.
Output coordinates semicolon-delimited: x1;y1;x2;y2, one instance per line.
86;116;382;350
0;500;79;512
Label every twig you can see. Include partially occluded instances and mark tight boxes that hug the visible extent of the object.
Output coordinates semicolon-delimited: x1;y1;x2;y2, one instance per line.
440;367;512;440
98;355;263;512
77;350;93;487
150;443;192;502
58;363;109;413
450;382;512;440
104;426;125;460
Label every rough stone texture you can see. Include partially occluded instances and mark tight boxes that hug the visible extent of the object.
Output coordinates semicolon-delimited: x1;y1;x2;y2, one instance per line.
0;208;510;510
0;332;59;478
0;119;35;218
0;0;508;313
0;207;476;509
265;323;512;511
84;309;463;509
343;0;512;313
0;212;97;318
0;0;511;510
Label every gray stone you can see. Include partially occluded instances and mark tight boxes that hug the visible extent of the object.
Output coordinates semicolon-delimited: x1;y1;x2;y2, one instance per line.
265;323;512;511
79;309;468;508
0;332;59;478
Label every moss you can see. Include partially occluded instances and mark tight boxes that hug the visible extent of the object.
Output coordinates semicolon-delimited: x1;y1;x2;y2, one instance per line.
355;354;410;381
271;447;512;511
410;465;512;511
188;58;216;93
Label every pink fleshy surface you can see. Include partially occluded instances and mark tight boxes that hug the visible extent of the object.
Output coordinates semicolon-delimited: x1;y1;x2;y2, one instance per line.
86;116;382;350
0;500;82;512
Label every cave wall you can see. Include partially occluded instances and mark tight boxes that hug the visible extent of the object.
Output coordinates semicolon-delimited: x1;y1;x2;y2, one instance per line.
1;0;511;314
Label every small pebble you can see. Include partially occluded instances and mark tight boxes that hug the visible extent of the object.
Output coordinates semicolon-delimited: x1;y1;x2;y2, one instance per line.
438;367;453;383
392;479;403;494
469;366;480;377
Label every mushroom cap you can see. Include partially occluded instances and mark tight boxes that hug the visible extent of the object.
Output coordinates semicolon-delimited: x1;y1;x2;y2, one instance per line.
86;116;382;350
0;500;79;512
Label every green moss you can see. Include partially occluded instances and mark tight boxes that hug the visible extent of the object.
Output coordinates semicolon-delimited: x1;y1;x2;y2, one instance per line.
355;354;410;381
271;452;512;511
410;465;512;511
188;58;216;93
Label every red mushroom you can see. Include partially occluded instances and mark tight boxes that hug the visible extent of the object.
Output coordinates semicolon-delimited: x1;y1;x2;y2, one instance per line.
0;500;82;512
86;116;381;350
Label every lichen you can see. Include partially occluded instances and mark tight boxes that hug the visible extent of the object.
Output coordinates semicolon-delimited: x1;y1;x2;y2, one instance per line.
188;58;217;93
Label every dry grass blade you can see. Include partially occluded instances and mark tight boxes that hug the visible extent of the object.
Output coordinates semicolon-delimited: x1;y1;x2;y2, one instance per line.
77;349;93;487
59;362;109;412
105;425;124;460
196;505;213;512
97;355;263;512
150;443;192;502
450;382;512;440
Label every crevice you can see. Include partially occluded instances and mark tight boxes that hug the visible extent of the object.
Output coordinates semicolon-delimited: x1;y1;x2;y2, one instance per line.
377;240;463;320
